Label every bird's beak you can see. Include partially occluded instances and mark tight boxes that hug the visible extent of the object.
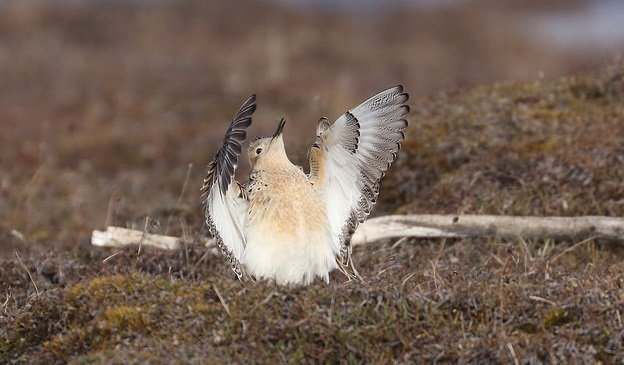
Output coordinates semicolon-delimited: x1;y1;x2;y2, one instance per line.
271;118;286;140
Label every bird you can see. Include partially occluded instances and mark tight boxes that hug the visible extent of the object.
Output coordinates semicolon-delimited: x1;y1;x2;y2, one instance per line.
201;86;409;286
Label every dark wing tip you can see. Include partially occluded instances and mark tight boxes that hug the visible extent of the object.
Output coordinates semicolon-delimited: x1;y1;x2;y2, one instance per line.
233;94;257;121
203;94;257;196
243;94;256;107
272;117;286;139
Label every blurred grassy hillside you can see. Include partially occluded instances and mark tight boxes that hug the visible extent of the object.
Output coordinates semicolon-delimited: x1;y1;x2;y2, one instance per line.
386;68;624;217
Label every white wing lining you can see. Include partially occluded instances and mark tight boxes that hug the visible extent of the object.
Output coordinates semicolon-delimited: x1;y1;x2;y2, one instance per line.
315;86;409;269
201;95;256;278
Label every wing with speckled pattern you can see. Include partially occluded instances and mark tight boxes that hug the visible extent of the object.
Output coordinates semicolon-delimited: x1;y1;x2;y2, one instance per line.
309;86;409;277
201;95;255;279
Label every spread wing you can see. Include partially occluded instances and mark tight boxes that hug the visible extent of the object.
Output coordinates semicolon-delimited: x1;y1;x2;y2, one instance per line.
309;86;409;273
201;95;256;278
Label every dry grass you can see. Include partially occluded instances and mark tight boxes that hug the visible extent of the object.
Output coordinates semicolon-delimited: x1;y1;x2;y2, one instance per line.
2;236;623;363
1;0;624;363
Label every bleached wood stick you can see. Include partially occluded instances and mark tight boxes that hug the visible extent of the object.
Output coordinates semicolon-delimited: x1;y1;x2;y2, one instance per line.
92;226;182;250
350;214;624;245
91;215;624;250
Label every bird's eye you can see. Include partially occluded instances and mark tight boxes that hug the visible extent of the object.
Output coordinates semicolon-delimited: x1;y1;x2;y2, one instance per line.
256;147;263;154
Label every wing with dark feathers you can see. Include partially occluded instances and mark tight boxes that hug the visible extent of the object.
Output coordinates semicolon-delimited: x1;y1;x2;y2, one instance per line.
201;94;256;278
309;86;409;278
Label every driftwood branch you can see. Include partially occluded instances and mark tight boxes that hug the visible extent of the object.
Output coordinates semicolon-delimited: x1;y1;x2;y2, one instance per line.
92;226;182;250
350;214;624;244
91;214;624;250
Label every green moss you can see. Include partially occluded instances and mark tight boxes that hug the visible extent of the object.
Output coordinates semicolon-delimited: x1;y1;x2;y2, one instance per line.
99;305;149;332
543;308;573;329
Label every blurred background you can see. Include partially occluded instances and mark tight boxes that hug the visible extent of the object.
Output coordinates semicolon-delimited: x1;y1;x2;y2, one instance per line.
1;0;623;255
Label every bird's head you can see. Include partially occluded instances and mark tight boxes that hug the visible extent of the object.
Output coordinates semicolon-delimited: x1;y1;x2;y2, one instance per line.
247;118;287;169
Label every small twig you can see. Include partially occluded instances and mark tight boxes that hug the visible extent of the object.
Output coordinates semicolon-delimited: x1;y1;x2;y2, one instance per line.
213;284;232;318
15;251;39;296
166;163;193;235
102;251;123;263
104;191;118;228
191;250;212;273
430;260;438;292
179;217;190;266
528;295;557;306
538;239;552;258
137;216;150;256
518;237;532;276
490;253;504;266
376;264;401;277
1;288;11;310
436;238;447;261
507;342;520;365
374;294;384;311
550;236;596;264
391;236;409;249
249;292;279;314
410;290;437;305
400;272;417;290
518;237;532;262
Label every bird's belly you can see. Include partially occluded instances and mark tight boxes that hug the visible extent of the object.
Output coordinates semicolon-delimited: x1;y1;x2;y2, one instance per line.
242;194;337;285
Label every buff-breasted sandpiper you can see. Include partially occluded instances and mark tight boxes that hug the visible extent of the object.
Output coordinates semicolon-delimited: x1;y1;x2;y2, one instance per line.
201;86;409;286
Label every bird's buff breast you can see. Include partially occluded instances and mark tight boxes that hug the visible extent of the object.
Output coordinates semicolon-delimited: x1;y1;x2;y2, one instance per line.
241;171;337;285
